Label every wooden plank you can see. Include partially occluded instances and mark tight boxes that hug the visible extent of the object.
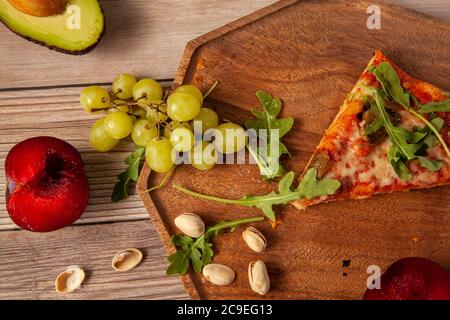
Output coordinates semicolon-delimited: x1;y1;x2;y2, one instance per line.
2;0;446;90
0;84;171;230
0;220;188;299
388;0;450;19
138;0;450;299
0;0;276;89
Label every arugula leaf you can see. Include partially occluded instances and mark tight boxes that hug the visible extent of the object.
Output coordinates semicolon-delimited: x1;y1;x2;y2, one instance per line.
418;156;442;172
365;117;384;135
371;62;450;158
361;85;419;160
359;84;441;180
363;62;450;179
392;160;413;181
111;147;146;202
245;91;294;180
166;236;192;275
422;117;445;147
166;216;264;276
372;62;410;108
418;100;450;113
173;168;341;221
297;168;342;199
238;172;302;220
387;146;412;181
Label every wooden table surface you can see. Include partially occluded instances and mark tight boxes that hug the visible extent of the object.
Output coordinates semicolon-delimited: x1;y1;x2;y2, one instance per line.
0;0;449;300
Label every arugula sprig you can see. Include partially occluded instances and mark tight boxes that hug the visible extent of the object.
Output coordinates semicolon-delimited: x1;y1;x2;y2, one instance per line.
166;216;265;276
417;91;450;113
245;91;294;180
112;147;146;202
418;100;450;113
360;84;443;180
370;62;450;158
173;168;341;221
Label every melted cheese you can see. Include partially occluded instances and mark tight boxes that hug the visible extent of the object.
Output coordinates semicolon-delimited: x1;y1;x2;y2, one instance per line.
428;145;450;164
358;139;396;187
398;109;423;130
324;112;447;194
325;125;399;190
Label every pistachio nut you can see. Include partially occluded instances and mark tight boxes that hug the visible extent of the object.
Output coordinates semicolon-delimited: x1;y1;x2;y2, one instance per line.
174;213;205;238
55;265;85;294
248;260;270;295
112;248;143;271
242;227;267;253
202;263;236;286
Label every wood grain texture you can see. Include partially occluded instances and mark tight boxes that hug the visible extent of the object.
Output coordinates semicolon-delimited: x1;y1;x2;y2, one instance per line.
138;0;450;300
1;0;448;90
387;0;450;19
0;0;276;89
0;220;188;299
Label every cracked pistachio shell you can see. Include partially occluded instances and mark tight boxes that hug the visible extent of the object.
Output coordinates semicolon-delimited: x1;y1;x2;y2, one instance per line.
112;248;143;271
55;266;85;294
202;264;236;286
242;227;267;253
174;213;205;238
248;260;270;295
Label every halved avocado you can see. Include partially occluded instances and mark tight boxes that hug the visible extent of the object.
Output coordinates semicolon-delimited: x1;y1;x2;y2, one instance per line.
0;0;104;54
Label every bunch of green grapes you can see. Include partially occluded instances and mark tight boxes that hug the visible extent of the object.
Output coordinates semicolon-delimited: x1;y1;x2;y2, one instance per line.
80;73;246;174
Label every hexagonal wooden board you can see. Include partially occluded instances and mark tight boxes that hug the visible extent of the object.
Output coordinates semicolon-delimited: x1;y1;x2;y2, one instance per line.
138;0;450;299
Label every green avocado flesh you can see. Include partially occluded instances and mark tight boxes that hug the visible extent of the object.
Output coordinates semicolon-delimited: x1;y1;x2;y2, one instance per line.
0;0;104;53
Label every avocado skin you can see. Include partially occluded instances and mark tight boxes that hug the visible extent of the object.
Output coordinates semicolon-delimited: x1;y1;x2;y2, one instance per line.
0;1;105;55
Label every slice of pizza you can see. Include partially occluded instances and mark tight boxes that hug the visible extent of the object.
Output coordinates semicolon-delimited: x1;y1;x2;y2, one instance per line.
292;50;450;210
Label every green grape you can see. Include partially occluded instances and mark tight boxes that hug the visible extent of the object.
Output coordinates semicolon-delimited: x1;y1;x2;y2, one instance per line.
80;86;111;112
189;141;218;171
104;111;133;139
146;101;169;124
170;127;194;152
192;108;219;133
133;79;163;102
131;119;158;147
146;108;159;124
175;84;203;105
213;122;247;154
132;107;146;118
89;117;119;152
146;108;168;124
116;105;130;113
167;92;201;122
146;99;164;107
146;138;174;173
112;73;136;99
163;121;192;139
157;104;169;122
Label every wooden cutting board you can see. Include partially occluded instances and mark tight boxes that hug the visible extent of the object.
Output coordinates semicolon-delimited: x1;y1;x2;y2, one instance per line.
137;0;450;299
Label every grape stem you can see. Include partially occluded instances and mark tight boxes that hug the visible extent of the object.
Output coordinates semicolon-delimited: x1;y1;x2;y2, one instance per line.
163;89;170;100
172;184;274;206
142;167;175;194
136;95;148;103
90;108;110;113
203;81;219;99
